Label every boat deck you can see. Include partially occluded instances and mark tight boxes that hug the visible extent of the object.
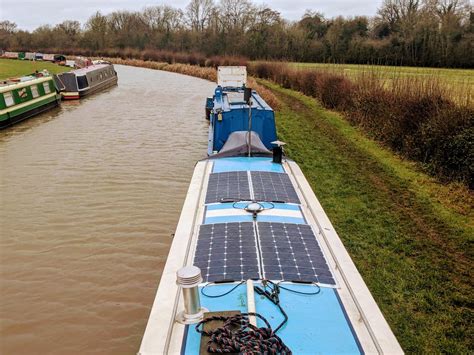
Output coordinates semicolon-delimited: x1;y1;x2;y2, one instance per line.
139;157;402;354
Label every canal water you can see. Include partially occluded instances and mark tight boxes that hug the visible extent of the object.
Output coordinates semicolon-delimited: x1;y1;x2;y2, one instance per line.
0;65;215;354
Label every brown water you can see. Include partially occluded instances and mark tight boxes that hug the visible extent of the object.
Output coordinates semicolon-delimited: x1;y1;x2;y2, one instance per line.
0;65;215;354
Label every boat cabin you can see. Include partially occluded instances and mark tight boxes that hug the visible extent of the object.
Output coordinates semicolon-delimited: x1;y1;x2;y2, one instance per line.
0;75;60;128
207;67;277;155
54;63;117;100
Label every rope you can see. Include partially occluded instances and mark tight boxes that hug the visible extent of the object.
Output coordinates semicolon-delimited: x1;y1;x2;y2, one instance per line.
196;312;292;354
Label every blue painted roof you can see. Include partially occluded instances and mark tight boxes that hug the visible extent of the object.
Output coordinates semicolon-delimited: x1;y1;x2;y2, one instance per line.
183;283;362;354
204;202;305;224
212;157;284;173
187;145;361;353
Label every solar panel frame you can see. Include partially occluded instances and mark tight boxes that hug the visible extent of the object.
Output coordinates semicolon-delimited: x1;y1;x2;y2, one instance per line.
257;222;336;285
194;221;336;285
251;171;300;204
193;222;261;282
205;171;252;204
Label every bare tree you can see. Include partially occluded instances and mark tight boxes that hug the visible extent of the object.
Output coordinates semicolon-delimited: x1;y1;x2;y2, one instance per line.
0;20;17;33
218;0;255;32
143;5;184;32
186;0;215;32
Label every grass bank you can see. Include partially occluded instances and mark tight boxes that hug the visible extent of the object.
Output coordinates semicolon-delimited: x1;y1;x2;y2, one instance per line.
260;80;472;353
0;58;70;80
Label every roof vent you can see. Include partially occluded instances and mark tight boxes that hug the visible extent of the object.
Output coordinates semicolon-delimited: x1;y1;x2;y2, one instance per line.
175;266;208;324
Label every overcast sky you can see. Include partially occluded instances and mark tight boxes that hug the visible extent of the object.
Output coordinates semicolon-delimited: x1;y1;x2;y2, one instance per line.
1;0;380;31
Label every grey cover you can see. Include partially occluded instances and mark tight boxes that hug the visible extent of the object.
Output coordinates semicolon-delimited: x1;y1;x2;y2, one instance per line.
211;131;271;158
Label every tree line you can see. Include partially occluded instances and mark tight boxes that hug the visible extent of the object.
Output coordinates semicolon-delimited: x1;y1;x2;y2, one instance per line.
1;0;472;67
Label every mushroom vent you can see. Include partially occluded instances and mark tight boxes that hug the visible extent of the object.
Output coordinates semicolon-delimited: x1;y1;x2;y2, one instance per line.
176;266;203;288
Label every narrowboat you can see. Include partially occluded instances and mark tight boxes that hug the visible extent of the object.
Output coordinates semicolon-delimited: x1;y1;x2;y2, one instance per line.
25;52;36;60
42;54;66;64
42;53;55;61
54;63;117;100
0;74;61;129
54;55;66;65
3;51;19;59
139;67;403;354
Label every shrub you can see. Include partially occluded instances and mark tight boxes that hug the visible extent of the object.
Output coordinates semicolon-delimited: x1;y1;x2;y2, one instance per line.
248;61;473;187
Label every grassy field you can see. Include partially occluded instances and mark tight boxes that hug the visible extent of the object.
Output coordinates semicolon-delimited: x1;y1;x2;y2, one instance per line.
0;58;70;80
283;62;474;105
258;79;473;353
288;62;473;85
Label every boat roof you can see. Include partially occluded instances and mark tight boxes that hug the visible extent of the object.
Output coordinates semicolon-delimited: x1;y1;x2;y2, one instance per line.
214;88;273;112
139;156;402;354
67;64;112;76
0;76;52;93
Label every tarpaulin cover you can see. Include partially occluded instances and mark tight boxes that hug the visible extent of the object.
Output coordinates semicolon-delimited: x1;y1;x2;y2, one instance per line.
210;131;271;158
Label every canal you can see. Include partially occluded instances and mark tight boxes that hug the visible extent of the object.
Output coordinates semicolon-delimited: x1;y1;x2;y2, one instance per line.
0;65;215;354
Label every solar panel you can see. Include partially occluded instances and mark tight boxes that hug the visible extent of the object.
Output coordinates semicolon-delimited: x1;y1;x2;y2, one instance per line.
257;222;335;285
205;172;251;204
194;222;260;282
251;172;300;204
193;220;335;285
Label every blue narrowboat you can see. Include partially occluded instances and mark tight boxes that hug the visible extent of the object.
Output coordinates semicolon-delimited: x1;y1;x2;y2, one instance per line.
139;67;403;354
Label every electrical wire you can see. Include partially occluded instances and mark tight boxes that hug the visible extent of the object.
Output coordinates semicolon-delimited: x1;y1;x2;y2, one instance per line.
200;280;245;298
277;281;321;295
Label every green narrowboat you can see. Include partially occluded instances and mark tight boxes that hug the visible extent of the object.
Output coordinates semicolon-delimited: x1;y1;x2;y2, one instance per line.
0;76;61;129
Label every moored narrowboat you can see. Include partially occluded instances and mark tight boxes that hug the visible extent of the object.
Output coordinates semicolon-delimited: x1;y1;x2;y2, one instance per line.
3;51;19;59
42;53;55;61
54;63;118;100
25;52;36;60
42;54;66;64
0;74;61;129
139;67;403;354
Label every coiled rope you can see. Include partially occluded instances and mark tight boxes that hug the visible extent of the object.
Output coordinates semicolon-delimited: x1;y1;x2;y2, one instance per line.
195;312;292;354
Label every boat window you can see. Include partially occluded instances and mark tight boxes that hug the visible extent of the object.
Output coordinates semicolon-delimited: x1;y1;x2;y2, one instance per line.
77;75;88;89
31;85;40;98
99;73;103;80
4;92;14;107
43;82;51;94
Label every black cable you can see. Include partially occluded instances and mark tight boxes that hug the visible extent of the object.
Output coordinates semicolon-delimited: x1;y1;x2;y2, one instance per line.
264;201;275;210
277;281;321;295
254;282;288;333
220;197;244;203
200;280;245;298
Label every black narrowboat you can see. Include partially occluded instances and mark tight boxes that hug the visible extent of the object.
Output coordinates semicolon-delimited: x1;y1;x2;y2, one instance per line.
54;63;118;100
